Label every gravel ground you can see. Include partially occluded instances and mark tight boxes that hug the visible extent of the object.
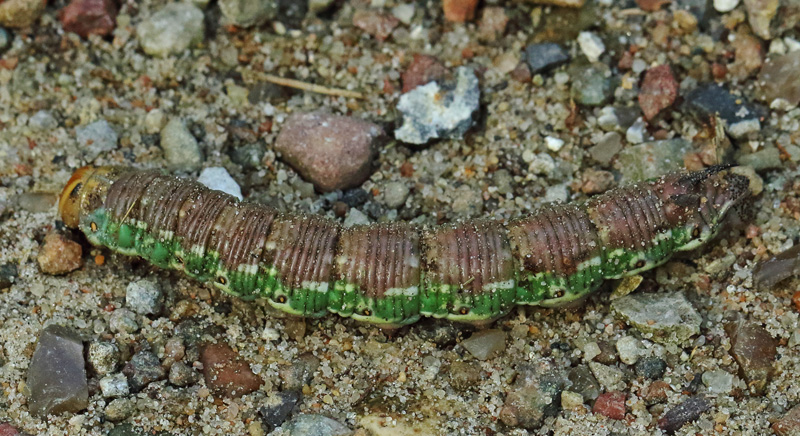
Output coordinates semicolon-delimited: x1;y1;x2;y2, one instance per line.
0;0;799;435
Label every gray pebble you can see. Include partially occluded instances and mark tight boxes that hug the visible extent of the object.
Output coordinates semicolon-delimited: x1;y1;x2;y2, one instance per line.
104;398;136;422
635;357;667;380
260;390;301;431
0;262;18;289
168;362;200;387
99;373;130;398
461;329;506;361
28;110;58;131
126;350;166;392
284;414;352;436
109;309;139;334
702;369;734;395
381;181;409;209
684;84;765;139
499;361;568;429
26;325;89;417
588;361;626;391
125;279;164;315
161;118;202;171
589;131;622;165
524;43;569;73
736;147;783;171
280;352;320;391
76;120;118;161
568;365;601;401
570;64;614;107
611;292;701;345
136;3;205;57
451;184;483;216
615;138;690;183
88;341;120;375
615;336;643;365
343;208;371;228
395;66;480;145
219;0;277;27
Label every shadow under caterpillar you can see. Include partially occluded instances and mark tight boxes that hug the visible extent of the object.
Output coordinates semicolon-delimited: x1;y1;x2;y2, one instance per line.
58;165;751;326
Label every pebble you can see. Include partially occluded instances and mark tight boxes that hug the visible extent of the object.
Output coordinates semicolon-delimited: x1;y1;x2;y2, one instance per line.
396;66;480;145
625;117;646;144
593;391;626;420
612;292;701;345
219;0;276;27
59;0;118;38
0;0;47;28
461;329;506;360
402;54;448;93
580;168;614;194
76;120;118;161
37;233;83;275
125;279;164;315
588;361;626;391
88;342;120;375
758;50;800;106
343;208;370;227
725;319;777;395
635;357;667;380
28;110;58;131
125;350;166;393
168;362;200;387
744;0;778;40
380;181;409;209
615;139;690;182
26;325;89;417
260;390;301;431
136;3;205;57
107;423;142;436
161;118;203;171
685;84;764;139
144;109;166;134
0;423;20;436
615;336;643;365
284;414;351;436
352;10;399;41
658;396;710;434
0;262;18;289
478;6;508;41
99;373;130;398
230;143;265;170
570;63;614;107
442;0;478;22
524;43;569;74
200;343;263;398
198;167;243;200
753;244;800;290
104;398;135;422
638;65;678;120
714;0;740;12
0;27;8;51
499;361;568;429
544;136;565;152
280;352;320;390
738;146;783;171
275;111;383;192
577;31;605;62
560;390;585;411
391;4;415;24
701;369;734;395
568;365;601;401
589;132;622;165
448;360;482;391
773;404;800;436
109;309;139;334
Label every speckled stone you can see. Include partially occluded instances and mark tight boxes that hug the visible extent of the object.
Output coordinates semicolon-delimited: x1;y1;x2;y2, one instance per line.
275;111;383;192
461;329;506;360
88;341;120;375
136;3;205;57
638;64;678;120
570;63;614;107
284;414;351;436
76;120;118;161
37;233;83;275
104;398;136;422
0;262;18;289
219;0;276;27
758;50;800;107
380;181;409;209
160;118;203;171
593;391;626;420
200;343;263;398
124;350;165;393
28;110;57;131
125;279;164;315
448;360;482;391
658;396;710;434
568;365;601;401
635;357;667;380
99;373;130;398
109;309;139;334
168;362;200;387
499;361;568;429
26;325;89;417
725;319;777;395
773;404;800;436
280;352;320;391
615;139;690;183
0;0;47;28
588;361;626;391
59;0;118;38
612;292;701;345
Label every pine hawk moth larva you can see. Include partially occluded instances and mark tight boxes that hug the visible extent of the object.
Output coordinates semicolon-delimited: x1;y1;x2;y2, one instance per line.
58;165;751;326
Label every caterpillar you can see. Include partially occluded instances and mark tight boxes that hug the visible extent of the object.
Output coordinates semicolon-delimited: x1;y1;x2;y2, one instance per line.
58;165;750;326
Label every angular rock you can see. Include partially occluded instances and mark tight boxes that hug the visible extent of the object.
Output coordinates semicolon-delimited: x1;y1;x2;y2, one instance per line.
161;118;203;171
124;350;165;392
0;423;21;436
38;233;83;275
402;54;448;93
588;361;626;391
611;292;701;345
499;361;568;429
26;325;89;417
197;167;243;200
753;244;800;290
59;0;118;38
136;3;205;57
352;10;399;41
635;357;667;380
169;362;201;387
275;111;383;192
577;31;605;63
744;0;778;40
0;0;47;28
737;146;782;171
658;396;710;434
725;319;777;395
593;391;626;420
260;390;301;431
88;341;120;375
478;6;508;41
284;414;351;436
568;365;601;401
280;352;320;390
201;343;263;398
589;132;622;165
773;404;800;436
758;50;800;106
76;119;118;161
125;279;164;315
461;329;506;360
615;336;643;365
615;139;691;183
443;0;478;22
104;398;135;422
702;369;734;395
638;65;678;120
684;84;765;139
99;373;130;398
395;66;480;145
219;0;276;27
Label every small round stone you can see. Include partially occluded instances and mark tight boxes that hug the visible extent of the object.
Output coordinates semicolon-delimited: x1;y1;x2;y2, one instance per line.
99;373;130;398
37;233;83;275
381;181;410;209
461;329;506;361
168;362;200;387
104;398;136;422
136;3;205;57
125;279;164;315
109;309;139;334
635;357;668;380
88;342;120;375
161;118;203;171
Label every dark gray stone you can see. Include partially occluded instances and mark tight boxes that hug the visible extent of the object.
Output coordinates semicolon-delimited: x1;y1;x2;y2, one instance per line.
260;390;301;431
524;43;569;73
125;350;165;392
26;325;88;417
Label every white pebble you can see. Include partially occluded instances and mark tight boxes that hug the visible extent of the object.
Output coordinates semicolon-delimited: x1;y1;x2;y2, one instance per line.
544;136;565;152
197;167;243;200
626;117;646;144
577;31;605;63
713;0;740;13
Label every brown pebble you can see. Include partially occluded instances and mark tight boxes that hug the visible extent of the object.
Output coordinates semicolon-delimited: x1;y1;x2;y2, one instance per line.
332;201;349;218
725;319;777;395
773;404;800;436
274;111;384;192
402;54;448;93
593;391;626;420
642;380;671;404
38;233;83;275
729;30;763;80
352;9;399;41
509;62;532;83
59;0;117;38
638;64;678;120
0;0;47;28
0;423;20;436
443;0;478;22
635;0;670;11
757;50;800;106
200;343;263;398
581;169;615;194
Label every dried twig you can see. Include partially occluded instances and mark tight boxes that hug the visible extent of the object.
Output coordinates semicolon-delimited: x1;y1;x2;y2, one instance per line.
242;70;365;99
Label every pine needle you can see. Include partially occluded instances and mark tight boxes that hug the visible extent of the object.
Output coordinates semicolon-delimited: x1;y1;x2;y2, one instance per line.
242;70;365;99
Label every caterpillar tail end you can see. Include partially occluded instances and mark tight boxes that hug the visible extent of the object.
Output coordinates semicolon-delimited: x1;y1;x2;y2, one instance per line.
59;166;97;228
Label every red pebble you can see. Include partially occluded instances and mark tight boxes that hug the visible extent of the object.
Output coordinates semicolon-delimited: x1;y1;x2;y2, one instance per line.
200;343;263;398
59;0;118;38
0;423;20;436
443;0;479;22
638;64;678;120
593;391;626;420
402;54;448;93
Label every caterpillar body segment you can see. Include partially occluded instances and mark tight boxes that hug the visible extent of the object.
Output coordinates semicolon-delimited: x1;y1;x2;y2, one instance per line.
59;165;751;326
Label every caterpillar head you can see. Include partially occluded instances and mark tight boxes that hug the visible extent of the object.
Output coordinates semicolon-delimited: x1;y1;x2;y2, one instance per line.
59;166;122;228
660;165;752;251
